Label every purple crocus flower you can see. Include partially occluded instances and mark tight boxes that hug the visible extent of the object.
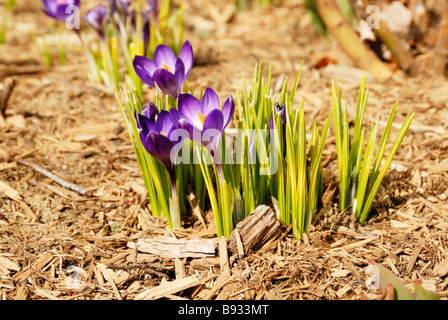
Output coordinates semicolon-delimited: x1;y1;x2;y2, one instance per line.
133;41;194;98
269;102;286;130
135;102;185;187
269;102;287;156
176;88;234;170
83;5;107;39
41;0;80;22
144;0;159;19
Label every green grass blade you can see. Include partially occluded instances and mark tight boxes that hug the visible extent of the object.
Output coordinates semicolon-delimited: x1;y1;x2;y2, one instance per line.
370;101;398;184
358;112;414;224
354;119;378;219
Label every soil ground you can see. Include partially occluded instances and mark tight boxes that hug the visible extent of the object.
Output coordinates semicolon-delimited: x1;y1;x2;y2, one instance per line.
0;0;448;300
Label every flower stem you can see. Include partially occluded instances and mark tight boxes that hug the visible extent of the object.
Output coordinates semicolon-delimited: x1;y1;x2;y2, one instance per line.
169;172;181;229
215;163;225;182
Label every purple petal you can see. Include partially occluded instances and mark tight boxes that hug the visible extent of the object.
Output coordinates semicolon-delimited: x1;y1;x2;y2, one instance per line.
143;131;175;171
142;101;159;121
178;41;194;77
155;110;175;136
176;118;196;140
42;0;58;12
174;59;186;94
169;108;181;125
154;45;176;73
221;95;234;128
178;93;203;129
152;68;180;98
133;55;157;88
135;111;156;133
201;87;220;116
201;109;224;156
168;127;188;163
203;109;224;133
83;5;107;37
42;7;60;20
140;130;155;153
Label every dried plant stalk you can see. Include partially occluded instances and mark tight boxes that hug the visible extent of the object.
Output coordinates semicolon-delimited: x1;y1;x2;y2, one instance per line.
361;0;416;74
315;0;393;82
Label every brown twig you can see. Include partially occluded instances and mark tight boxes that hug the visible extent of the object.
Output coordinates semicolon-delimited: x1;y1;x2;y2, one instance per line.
15;158;89;196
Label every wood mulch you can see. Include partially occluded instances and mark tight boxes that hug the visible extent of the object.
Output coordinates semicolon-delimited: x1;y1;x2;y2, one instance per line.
0;0;447;300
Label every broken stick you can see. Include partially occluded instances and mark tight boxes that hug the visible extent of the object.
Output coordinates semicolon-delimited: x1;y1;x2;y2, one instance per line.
15;159;89;196
228;205;281;256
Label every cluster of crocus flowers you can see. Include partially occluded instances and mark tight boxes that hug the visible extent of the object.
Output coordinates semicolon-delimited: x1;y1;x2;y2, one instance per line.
132;88;235;230
134;102;186;228
38;0;184;91
129;40;236;233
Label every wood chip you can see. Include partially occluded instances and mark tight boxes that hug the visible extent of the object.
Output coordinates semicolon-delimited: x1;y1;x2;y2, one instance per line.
13;251;54;282
128;237;217;259
433;258;448;277
427;158;448;175
390;219;419;232
219;237;231;277
233;229;245;257
14;285;28;300
190;257;220;271
407;246;422;272
175;258;186;280
336;283;352;298
228;205;281;255
330;237;376;252
0;256;20;274
187;192;206;229
330;268;351;277
0;180;21;202
34;287;61;300
134;275;207;300
96;262;130;286
201;276;233;300
0;162;17;171
109;278;123;300
216;281;240;300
